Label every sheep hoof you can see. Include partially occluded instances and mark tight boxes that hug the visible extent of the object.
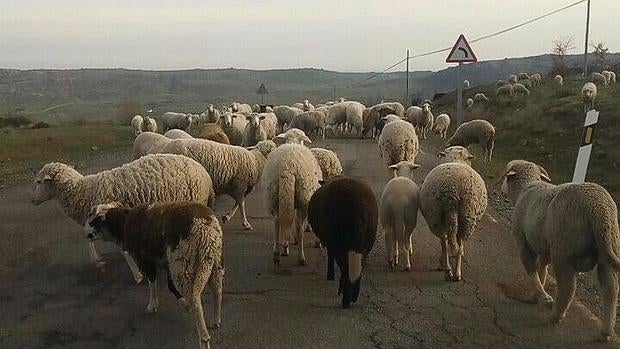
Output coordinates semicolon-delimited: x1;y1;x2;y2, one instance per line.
599;333;614;343
95;260;107;269
539;294;554;308
273;253;280;268
221;215;229;224
208;322;220;330
146;304;159;314
297;259;307;266
134;273;144;285
243;222;253;230
177;297;188;308
404;266;411;272
550;314;564;324
314;241;321;248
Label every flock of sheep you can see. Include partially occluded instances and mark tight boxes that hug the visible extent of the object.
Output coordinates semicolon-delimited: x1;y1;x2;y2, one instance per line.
30;72;620;347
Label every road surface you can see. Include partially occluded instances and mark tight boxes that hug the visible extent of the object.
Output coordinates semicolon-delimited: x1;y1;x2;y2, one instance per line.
0;137;616;348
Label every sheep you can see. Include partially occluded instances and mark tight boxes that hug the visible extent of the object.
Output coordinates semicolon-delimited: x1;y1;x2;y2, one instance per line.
378;119;419;168
433;113;451;139
362;104;395;138
308;177;377;308
142;116;158;133
445;119;495;163
601;70;616;84
500;160;620;342
419;156;487;281
463;80;470;89
582;82;597;113
160;112;193;132
591;72;608;87
242;112;278;147
164;129;194;139
310;148;343;181
84;201;224;349
508;74;518;84
273;105;303;131
288;110;327;140
158;138;276;230
496;84;514;98
406;103;433;140
133;132;171;158
344;101;366;136
192;123;230;144
513;83;531;96
131;115;144;136
530;73;542;86
438;146;475;166
465;98;474;110
496;80;506;88
31;154;216;283
274;127;313;146
251;104;261;113
301;99;315;111
202;104;221;124
231;102;252;115
262;143;322;267
517;72;530;81
219;112;248;146
473;93;489;103
325;103;348;136
554;74;564;88
380;161;420;271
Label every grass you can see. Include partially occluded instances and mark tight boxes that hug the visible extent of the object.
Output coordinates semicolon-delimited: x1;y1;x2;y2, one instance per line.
0;125;133;183
433;74;620;200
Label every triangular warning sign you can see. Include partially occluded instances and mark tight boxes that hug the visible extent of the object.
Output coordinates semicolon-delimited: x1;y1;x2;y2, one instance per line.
256;83;269;95
446;34;477;63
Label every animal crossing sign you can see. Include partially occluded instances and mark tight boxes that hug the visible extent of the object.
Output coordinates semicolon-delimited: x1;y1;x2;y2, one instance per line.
446;34;477;63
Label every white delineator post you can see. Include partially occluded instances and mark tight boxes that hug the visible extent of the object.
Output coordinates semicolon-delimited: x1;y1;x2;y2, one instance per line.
456;62;464;126
572;109;599;183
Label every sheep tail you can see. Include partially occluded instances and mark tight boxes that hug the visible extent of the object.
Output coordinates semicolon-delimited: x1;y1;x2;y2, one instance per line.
278;173;295;244
592;207;620;271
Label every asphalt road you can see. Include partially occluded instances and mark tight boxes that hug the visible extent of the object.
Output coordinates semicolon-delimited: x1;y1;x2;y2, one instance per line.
0;137;617;349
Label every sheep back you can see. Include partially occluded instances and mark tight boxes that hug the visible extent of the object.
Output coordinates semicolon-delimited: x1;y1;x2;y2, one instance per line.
378;120;419;167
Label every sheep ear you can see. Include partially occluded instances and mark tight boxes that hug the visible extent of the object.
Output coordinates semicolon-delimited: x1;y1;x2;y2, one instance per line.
275;133;286;139
301;135;312;144
411;163;421;169
438;151;446;158
318;180;326;185
43;174;52;181
540;173;551;182
467;155;475;160
246;146;256;150
506;170;517;177
388;165;398;170
259;115;266;120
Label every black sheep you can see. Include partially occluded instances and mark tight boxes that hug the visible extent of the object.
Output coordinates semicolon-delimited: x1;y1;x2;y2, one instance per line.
308;177;378;308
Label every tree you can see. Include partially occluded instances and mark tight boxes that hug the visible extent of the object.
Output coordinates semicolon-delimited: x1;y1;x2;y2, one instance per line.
592;42;609;69
551;37;575;74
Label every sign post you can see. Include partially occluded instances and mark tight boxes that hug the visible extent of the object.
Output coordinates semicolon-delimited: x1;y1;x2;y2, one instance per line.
446;34;477;126
257;83;269;104
572;109;599;183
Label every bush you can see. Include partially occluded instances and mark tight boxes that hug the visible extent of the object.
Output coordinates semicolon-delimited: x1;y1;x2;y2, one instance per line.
31;121;50;129
0;116;33;128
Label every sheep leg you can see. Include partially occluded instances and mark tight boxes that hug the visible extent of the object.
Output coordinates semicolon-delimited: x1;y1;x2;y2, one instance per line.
88;241;105;267
535;256;553;306
520;244;552;305
272;216;281;267
295;209;307;266
239;199;253;230
440;238;454;280
121;250;144;284
146;276;160;314
208;265;224;329
550;264;577;324
384;226;396;269
189;293;211;349
453;238;464;281
327;250;335;280
221;203;239;225
597;263;618;342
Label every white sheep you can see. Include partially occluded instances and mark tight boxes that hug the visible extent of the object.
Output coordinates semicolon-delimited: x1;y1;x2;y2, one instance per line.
242;112;278;147
465;98;474;110
231;102;252;115
517;72;530;81
438;146;475;166
530;73;542;86
131;115;144;136
463;80;470;90
433;113;451;139
202;104;221;124
508;74;518;84
513;83;530;96
85;202;224;349
31;154;216;283
473;93;489;103
273;105;303;130
302;99;315;111
289;111;327;140
406;103;433;140
420;151;487;281
219;112;248;146
378;119;419;168
133;132;172;158
310;148;343;181
445;119;495;163
500;160;620;342
142;116;158;133
496;80;506;88
601;70;616;84
554;74;564;88
160;112;193;132
380;160;420;270
274;128;313;146
496;84;514;98
164;129;193;139
581;82;597;113
591;72;608;87
363;102;405;138
344;101;366;136
262;143;322;267
326;103;348;135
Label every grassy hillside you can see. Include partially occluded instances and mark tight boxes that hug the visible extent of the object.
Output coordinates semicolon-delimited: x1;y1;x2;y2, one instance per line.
433;74;620;200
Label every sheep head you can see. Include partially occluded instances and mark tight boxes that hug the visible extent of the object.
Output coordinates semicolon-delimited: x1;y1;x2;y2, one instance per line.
275;128;311;145
500;160;551;205
84;202;124;242
388;161;420;179
438;146;475;166
32;162;79;205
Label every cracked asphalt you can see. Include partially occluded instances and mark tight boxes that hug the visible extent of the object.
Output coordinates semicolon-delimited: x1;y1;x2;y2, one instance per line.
0;137;618;348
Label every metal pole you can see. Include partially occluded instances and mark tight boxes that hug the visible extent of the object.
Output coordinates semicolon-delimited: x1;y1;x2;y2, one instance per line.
406;49;409;105
456;62;464;126
583;0;591;77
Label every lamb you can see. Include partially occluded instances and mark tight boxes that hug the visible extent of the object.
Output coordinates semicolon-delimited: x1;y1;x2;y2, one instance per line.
164;129;194;139
84;202;224;349
242;112;278;147
508;74;518;84
554;74;564;88
310;148;343;181
288;111;327;140
219;112;248;146
419;156;488;281
406;103;433;140
133;132;172;158
500;160;620;342
273;105;303;130
433;113;451;139
378;119;419;168
31;154;216;284
262;143;322;267
463;80;470;89
308;177;377;308
380;161;420;271
530;73;542;86
231;102;252;115
142;116;158;133
131;115;144;136
581;82;597;113
445;119;495;163
202;104;221;124
160;112;193;132
496;84;514;98
465;98;474;110
192;123;230;144
513;83;531;96
591;72;608;87
158;138;276;230
473;93;489;103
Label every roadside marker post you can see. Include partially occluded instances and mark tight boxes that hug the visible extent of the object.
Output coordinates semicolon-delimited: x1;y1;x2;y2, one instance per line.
446;34;477;126
572;109;599;183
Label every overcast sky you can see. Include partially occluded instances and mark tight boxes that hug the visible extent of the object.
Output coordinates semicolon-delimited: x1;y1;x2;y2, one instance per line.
1;0;617;72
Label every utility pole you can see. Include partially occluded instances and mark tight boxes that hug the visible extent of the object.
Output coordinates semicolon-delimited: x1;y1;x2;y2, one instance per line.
333;86;336;101
406;49;410;106
583;0;591;77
